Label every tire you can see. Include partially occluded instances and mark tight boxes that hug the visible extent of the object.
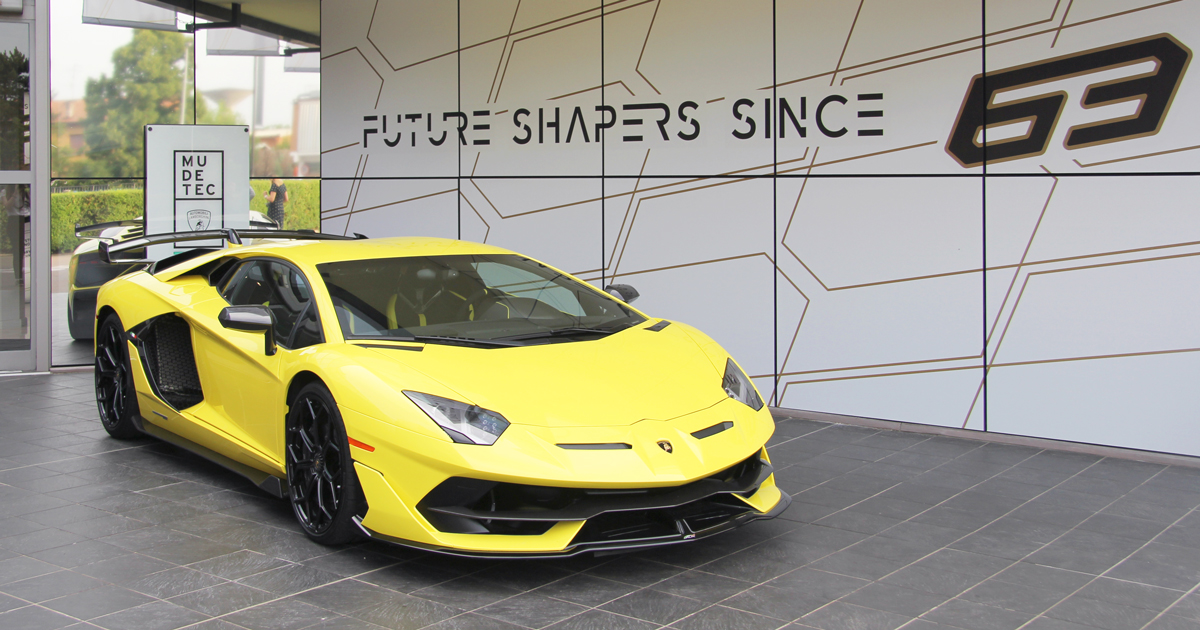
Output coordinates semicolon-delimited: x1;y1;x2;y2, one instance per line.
286;382;361;545
94;313;141;439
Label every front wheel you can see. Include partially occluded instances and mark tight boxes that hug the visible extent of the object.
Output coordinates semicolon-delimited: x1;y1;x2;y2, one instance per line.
286;382;361;545
94;313;141;439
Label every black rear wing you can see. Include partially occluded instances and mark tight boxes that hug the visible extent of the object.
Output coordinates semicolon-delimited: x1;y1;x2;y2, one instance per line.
99;229;367;264
75;220;143;239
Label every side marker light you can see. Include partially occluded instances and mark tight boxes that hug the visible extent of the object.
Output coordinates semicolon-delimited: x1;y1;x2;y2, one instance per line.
348;437;375;452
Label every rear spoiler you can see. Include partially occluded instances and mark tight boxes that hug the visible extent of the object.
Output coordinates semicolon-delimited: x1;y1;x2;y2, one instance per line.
75;220;143;239
99;229;368;264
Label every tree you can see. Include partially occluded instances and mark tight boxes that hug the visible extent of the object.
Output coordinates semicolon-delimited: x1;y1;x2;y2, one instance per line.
0;47;29;172
81;30;209;176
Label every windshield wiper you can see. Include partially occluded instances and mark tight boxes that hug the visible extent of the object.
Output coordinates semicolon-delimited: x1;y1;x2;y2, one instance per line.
354;335;521;348
498;326;627;342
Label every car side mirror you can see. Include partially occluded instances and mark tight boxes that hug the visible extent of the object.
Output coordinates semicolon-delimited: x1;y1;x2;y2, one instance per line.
219;305;277;356
604;284;639;304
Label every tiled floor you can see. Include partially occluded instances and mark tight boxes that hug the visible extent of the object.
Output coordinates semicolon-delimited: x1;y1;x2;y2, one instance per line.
1;372;1199;630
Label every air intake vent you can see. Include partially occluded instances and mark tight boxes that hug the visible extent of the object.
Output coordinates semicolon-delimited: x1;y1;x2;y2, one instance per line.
691;421;733;440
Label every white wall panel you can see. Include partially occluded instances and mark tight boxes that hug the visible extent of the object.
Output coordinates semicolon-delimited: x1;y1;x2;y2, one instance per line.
323;0;1200;456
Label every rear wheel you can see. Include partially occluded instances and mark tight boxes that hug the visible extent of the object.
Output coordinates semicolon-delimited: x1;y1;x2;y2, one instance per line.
286;382;361;545
94;313;140;439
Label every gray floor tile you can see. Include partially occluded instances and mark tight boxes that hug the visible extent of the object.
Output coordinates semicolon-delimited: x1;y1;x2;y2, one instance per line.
650;569;755;601
668;604;784;630
167;581;276;617
1;569;106;602
949;517;1072;560
1046;594;1161;630
478;592;589;629
1145;615;1200;630
220;597;336;630
42;584;155;620
413;575;524;611
600;588;708;625
295;579;409;615
0;556;61;585
877;521;971;548
845;496;929;521
1025;530;1146;575
961;576;1074;615
74;553;175;582
1076;577;1183;612
125;567;227;599
350;594;465;628
724;582;841;621
816;510;904;536
543;609;658;630
29;540;129;568
1076;513;1170;542
534;573;639;607
0;605;79;630
1158;525;1200;550
1105;543;1200;590
921;598;1035;630
840;582;947;618
806;550;909;580
237;563;341;596
585;556;684;587
91;600;210;630
801;601;912;630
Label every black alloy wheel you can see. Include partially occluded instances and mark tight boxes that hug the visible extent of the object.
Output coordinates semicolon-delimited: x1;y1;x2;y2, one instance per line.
94;313;141;439
286;382;360;544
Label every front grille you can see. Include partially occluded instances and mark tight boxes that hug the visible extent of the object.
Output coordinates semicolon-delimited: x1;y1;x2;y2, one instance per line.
416;453;769;537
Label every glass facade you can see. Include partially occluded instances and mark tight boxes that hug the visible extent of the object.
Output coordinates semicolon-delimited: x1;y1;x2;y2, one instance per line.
49;0;320;365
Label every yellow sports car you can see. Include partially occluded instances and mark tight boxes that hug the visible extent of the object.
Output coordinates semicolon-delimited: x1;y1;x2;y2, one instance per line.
94;230;789;557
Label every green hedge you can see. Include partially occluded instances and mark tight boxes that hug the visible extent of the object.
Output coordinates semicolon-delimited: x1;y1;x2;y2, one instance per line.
50;189;143;254
250;179;320;232
50;180;322;254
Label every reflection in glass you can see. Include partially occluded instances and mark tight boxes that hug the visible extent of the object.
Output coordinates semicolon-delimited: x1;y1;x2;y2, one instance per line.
51;180;144;365
0;22;30;173
51;0;197;178
195;31;320;177
250;178;319;231
0;184;30;350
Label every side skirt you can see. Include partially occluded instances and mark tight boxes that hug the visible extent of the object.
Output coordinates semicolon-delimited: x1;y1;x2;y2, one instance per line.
132;414;288;498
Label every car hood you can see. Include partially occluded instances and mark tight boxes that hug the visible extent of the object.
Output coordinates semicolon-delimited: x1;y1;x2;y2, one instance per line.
364;325;728;428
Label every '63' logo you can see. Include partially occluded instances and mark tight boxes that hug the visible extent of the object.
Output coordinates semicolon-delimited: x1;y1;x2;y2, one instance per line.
946;35;1191;167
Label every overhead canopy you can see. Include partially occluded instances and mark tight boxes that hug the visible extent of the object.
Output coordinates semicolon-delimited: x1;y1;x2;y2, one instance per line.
140;0;319;47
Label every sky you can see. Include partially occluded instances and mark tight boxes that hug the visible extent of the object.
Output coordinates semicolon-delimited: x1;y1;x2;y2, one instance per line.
50;0;319;128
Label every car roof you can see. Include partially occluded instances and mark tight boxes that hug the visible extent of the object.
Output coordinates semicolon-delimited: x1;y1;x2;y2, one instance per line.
223;236;517;266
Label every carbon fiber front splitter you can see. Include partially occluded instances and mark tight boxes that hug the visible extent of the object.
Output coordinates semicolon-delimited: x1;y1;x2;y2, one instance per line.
351;489;792;559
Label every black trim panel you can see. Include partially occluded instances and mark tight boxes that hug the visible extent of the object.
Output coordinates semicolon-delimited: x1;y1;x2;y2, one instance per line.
351;489;791;559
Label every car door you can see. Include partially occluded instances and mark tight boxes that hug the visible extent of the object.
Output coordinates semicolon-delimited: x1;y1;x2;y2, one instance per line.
190;258;322;467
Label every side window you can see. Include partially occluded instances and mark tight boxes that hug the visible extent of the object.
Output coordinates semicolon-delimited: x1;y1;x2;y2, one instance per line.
221;260;322;349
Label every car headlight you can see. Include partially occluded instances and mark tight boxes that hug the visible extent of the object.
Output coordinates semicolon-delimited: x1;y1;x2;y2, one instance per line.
723;358;764;411
403;391;510;445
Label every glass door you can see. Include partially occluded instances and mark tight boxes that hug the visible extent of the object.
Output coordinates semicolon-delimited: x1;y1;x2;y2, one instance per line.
0;20;32;370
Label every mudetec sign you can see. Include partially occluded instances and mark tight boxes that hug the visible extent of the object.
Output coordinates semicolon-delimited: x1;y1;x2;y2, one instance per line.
144;125;249;261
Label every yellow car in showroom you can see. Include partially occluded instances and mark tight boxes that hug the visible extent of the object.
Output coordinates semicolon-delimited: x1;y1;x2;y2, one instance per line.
94;230;788;557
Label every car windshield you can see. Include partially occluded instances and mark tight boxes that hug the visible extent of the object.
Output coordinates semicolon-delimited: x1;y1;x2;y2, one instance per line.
317;254;645;345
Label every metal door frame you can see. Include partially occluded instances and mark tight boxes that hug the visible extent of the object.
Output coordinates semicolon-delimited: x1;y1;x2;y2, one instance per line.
0;0;48;373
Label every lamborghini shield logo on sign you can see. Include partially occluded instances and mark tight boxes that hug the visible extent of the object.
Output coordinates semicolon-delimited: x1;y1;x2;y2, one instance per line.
186;209;212;231
658;440;673;453
946;34;1191;167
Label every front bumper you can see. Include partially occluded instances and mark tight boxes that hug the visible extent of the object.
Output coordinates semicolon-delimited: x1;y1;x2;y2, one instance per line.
350;449;790;558
342;396;786;557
